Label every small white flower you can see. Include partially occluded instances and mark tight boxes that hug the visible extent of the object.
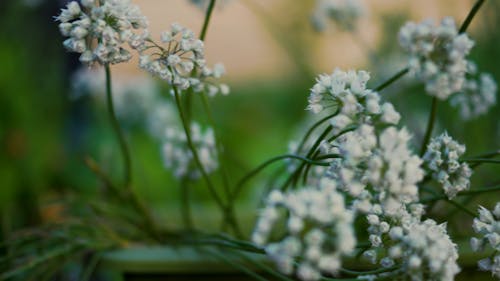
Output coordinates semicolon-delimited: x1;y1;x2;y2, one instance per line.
471;203;500;278
423;132;472;199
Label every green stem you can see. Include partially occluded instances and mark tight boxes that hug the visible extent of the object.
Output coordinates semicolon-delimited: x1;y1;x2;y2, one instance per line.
459;0;486;33
340;266;400;276
290;125;333;189
105;65;132;188
419;97;438;156
172;86;241;236
200;0;217;41
463;158;500;164
172;86;225;210
180;178;194;230
374;68;409;92
420;184;500;203
296;110;339;154
204;248;269;281
444;200;476;217
233;154;337;200
105;65;159;240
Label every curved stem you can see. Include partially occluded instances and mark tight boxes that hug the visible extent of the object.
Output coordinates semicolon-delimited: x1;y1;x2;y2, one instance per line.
233;154;337;200
419;96;438;156
340;266;399;276
296;110;339;154
105;65;132;188
290;125;333;189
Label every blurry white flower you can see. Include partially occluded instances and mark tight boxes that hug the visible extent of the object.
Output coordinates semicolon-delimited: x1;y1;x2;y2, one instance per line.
471;203;500;279
162;123;218;179
56;0;148;65
311;0;365;32
423;132;472;199
399;17;474;99
388;219;460;281
450;63;498;120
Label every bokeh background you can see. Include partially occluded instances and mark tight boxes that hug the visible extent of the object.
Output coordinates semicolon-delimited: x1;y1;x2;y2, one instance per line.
0;0;499;279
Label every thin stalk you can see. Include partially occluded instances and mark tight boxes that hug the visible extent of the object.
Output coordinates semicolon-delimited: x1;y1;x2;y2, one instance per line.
302;150;320;185
105;65;159;240
296;111;339;154
229;250;295;281
374;68;409;92
444;200;476;217
79;253;101;281
290;125;333;189
172;86;225;210
200;93;232;203
180;178;194;230
463;158;500;164
459;0;486;33
419;97;438;156
105;65;131;188
233;154;336;200
173;86;241;235
420;184;500;204
203;248;269;281
340;265;400;276
200;0;217;41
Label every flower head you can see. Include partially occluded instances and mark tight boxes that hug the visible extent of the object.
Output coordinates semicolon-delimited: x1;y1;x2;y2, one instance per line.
308;69;400;134
450;63;498;120
471;203;500;278
56;0;148;65
311;0;365;32
138;23;229;96
161;123;218;179
252;179;356;280
399;17;474;99
423;132;472;199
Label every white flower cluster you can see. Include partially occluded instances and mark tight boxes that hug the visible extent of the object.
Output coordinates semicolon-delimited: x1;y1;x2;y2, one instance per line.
161;122;218;179
139;23;229;96
329;125;424;217
378;219;460;281
471;203;500;278
57;0;148;65
311;0;365;32
423;132;472;199
252;179;356;281
308;69;400;134
450;63;498;120
399;17;474;99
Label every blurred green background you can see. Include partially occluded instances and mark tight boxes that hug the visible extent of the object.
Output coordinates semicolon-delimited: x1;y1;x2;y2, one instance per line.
0;0;499;280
